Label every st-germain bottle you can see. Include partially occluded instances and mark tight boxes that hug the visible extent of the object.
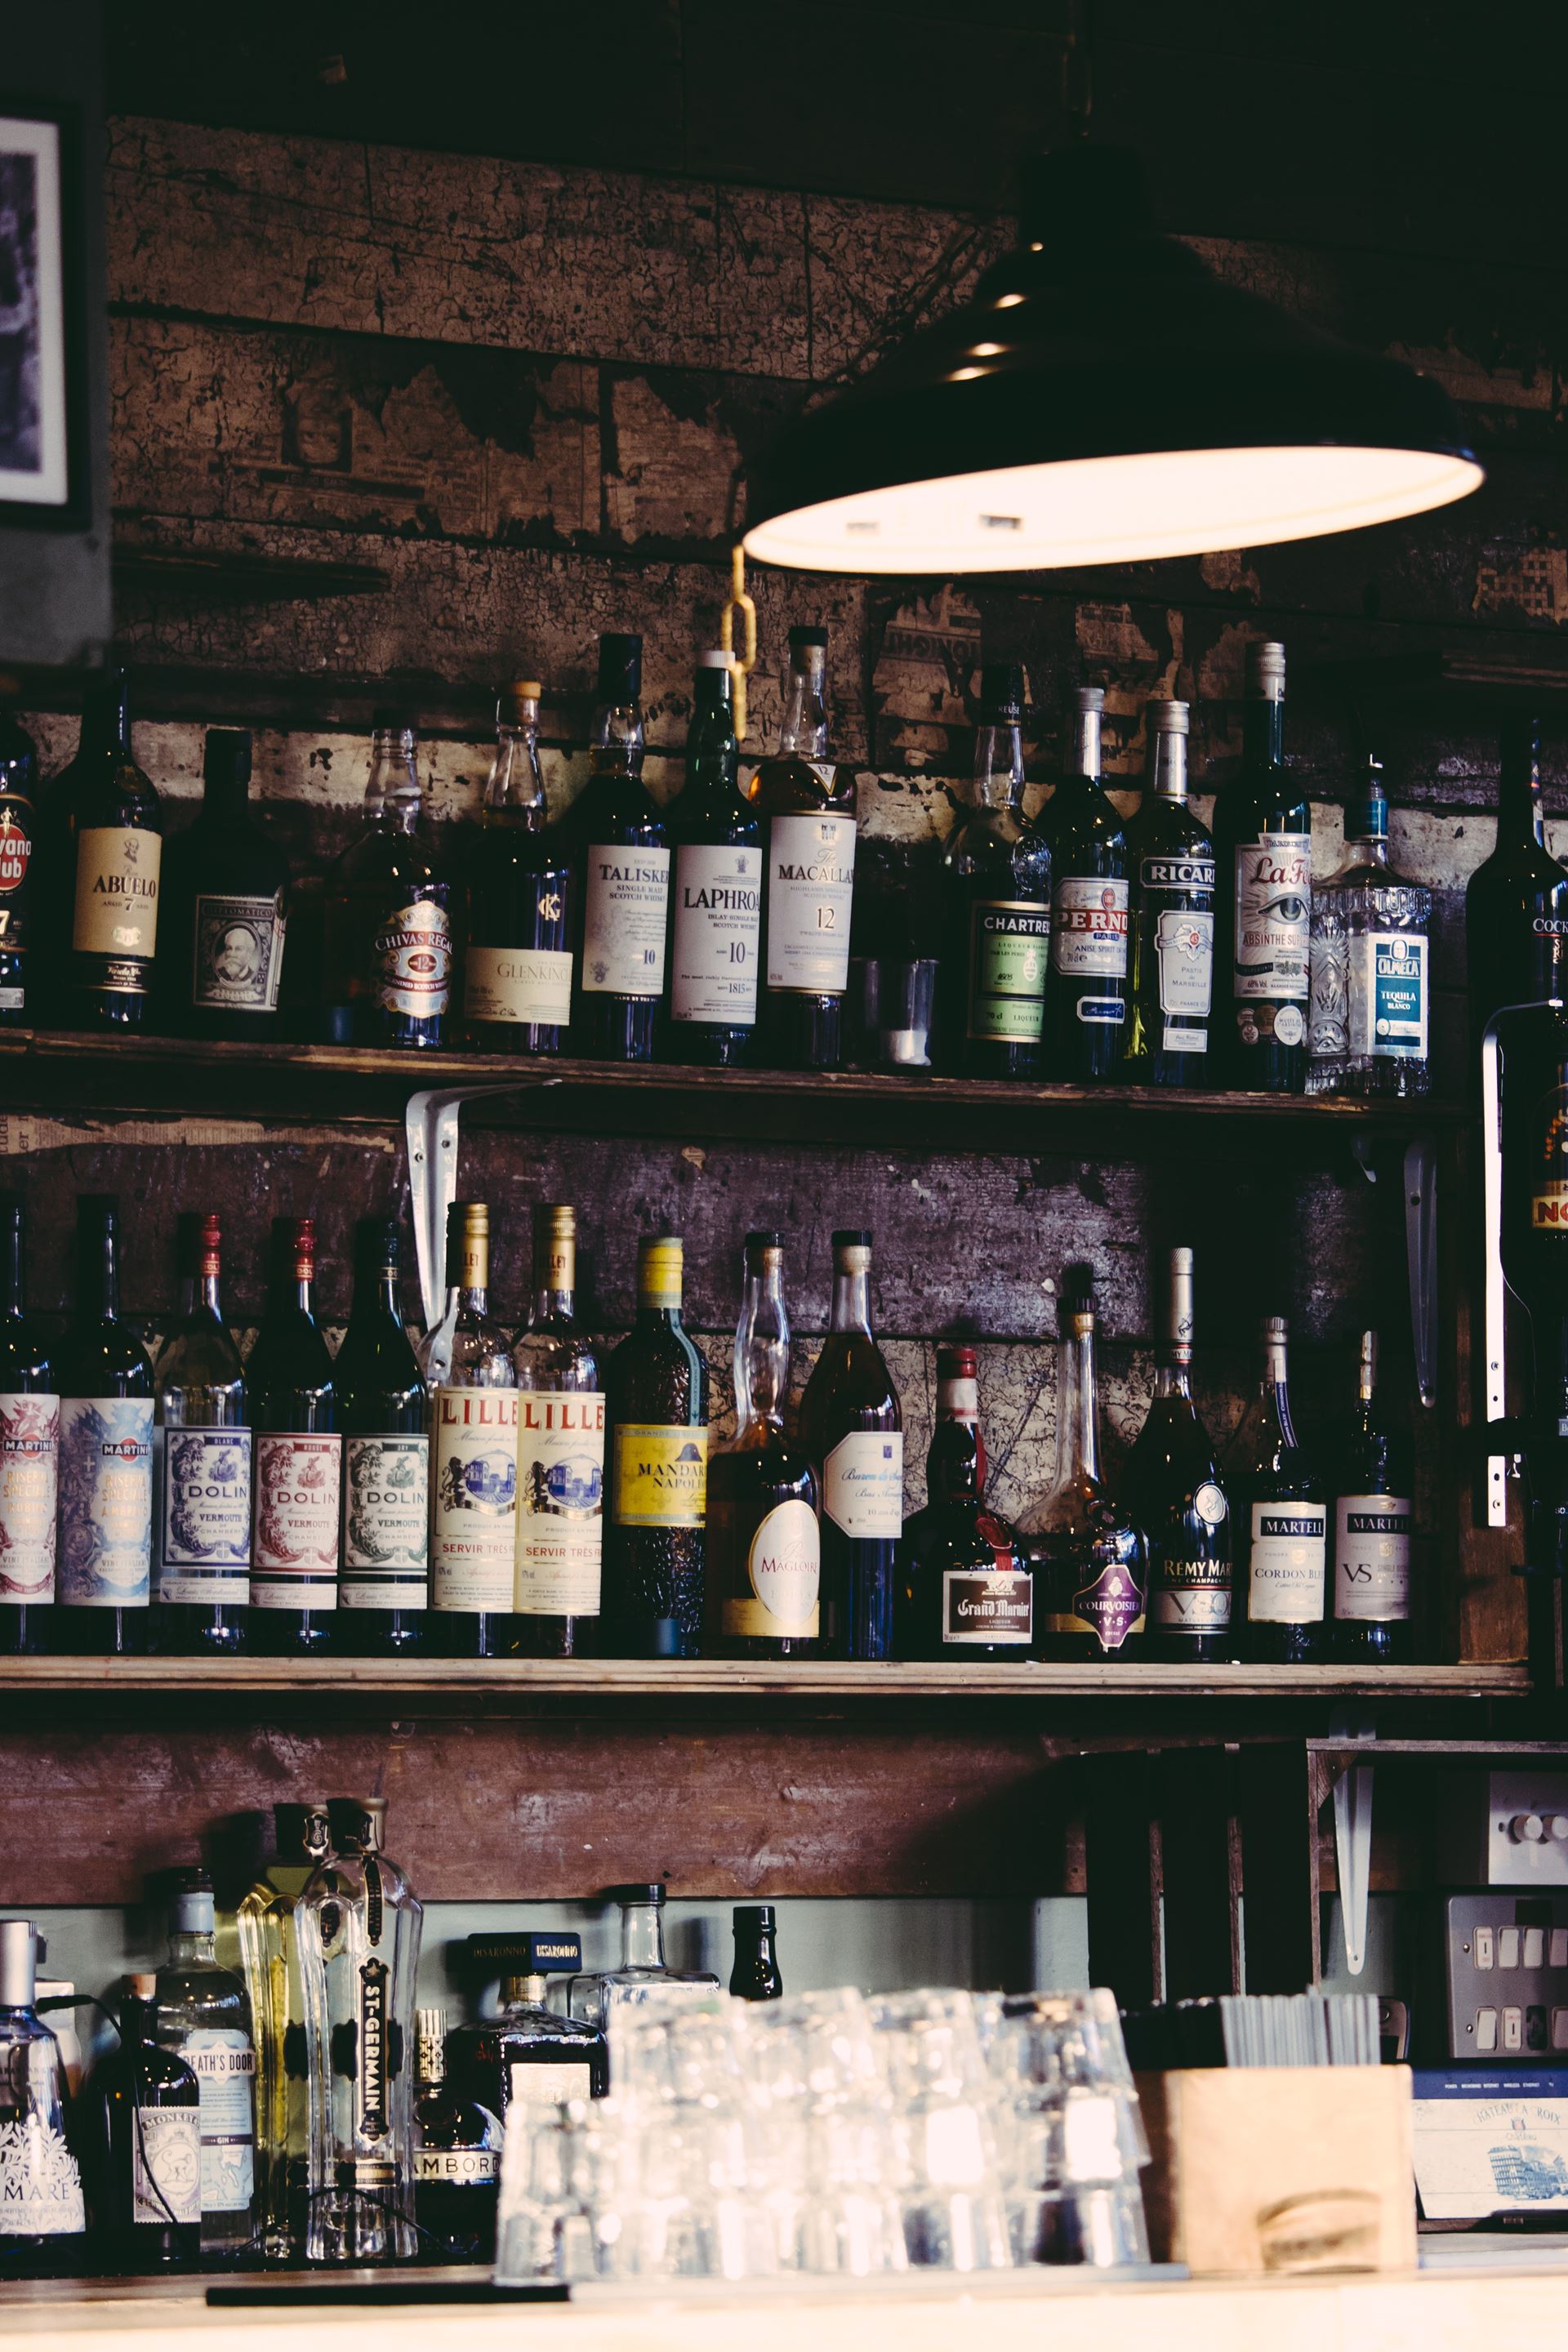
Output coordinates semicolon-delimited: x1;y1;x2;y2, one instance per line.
1213;639;1310;1090
799;1230;903;1660
335;1217;429;1655
153;1213;251;1657
1333;1330;1413;1663
0;1197;57;1657
1227;1314;1327;1661
940;662;1052;1077
322;713;452;1048
1124;1248;1231;1658
424;1201;518;1658
751;626;858;1071
158;728;289;1038
1307;757;1431;1098
248;1217;341;1655
0;684;38;1022
462;681;574;1054
1040;686;1130;1080
150;1872;258;2261
511;1203;603;1658
1123;700;1217;1084
707;1232;820;1659
55;1195;154;1658
1018;1285;1147;1658
45;669;163;1031
88;1973;203;2271
664;654;761;1065
603;1236;709;1657
893;1343;1032;1659
564;633;669;1062
0;1918;87;2277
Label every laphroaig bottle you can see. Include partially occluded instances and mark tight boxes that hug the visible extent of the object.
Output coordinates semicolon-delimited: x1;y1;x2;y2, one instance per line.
1333;1330;1413;1663
1123;700;1216;1084
0;685;39;1022
0;1918;87;2278
940;662;1052;1078
42;670;163;1031
707;1232;820;1659
335;1218;429;1655
1227;1315;1327;1662
798;1230;903;1661
1123;1248;1230;1659
247;1217;341;1656
321;713;452;1048
158;728;289;1038
512;1204;604;1659
893;1344;1032;1659
153;1212;250;1658
54;1195;154;1658
665;653;761;1064
1040;686;1130;1080
1307;758;1431;1098
1213;640;1310;1090
750;626;858;1071
602;1236;709;1658
0;1197;57;1658
151;1873;257;2261
1017;1285;1147;1659
425;1201;518;1659
463;680;574;1054
562;633;669;1062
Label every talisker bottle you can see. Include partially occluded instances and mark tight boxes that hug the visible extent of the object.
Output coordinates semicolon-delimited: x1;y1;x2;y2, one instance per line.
564;634;669;1062
602;1236;709;1657
425;1203;518;1659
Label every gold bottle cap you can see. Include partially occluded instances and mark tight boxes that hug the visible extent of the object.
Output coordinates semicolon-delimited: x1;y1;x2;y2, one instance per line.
534;1202;576;1290
448;1200;490;1289
638;1235;684;1307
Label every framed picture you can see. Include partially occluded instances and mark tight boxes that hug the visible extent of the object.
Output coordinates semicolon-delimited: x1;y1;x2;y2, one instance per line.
0;103;85;528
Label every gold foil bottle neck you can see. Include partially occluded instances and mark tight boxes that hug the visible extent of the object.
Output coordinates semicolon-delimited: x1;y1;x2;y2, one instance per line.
449;1199;490;1291
638;1235;684;1308
534;1202;576;1292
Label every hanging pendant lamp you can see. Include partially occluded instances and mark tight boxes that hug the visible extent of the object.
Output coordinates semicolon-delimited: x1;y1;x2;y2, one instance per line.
742;149;1482;576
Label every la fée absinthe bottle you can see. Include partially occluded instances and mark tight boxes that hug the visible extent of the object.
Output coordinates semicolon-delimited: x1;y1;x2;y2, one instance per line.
1018;1285;1147;1659
463;680;574;1053
334;1217;429;1655
158;727;288;1038
941;662;1052;1077
603;1236;709;1658
894;1343;1033;1659
1227;1314;1327;1661
798;1230;903;1660
511;1203;604;1659
322;713;452;1047
45;669;163;1031
0;684;39;1023
664;653;761;1065
750;626;858;1071
563;632;669;1062
0;1196;57;1658
1040;686;1130;1080
248;1217;341;1656
1122;700;1217;1084
1332;1329;1413;1662
153;1212;251;1657
1307;757;1431;1098
1124;1248;1231;1659
707;1231;820;1659
423;1200;518;1659
54;1194;154;1658
1213;639;1310;1090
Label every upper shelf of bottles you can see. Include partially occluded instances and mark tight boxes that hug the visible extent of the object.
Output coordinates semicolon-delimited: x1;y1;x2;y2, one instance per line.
0;1029;1471;1157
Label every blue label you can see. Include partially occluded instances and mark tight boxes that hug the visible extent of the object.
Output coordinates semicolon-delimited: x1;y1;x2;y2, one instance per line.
1075;996;1127;1026
161;1428;252;1567
1352;933;1428;1059
59;1397;154;1606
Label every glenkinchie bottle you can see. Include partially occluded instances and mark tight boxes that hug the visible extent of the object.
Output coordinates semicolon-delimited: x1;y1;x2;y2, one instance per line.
1227;1314;1327;1662
603;1236;709;1658
153;1213;251;1657
511;1204;604;1659
87;1974;203;2272
1041;686;1129;1080
463;681;574;1054
940;662;1052;1077
1307;757;1431;1098
563;633;669;1062
411;2008;501;2262
158;728;288;1038
424;1201;518;1659
1467;714;1568;1044
54;1195;154;1658
150;1872;258;2261
1333;1330;1413;1663
1124;1248;1231;1659
335;1218;429;1655
730;1907;783;2003
322;713;452;1048
707;1232;820;1659
1017;1282;1147;1659
894;1343;1032;1659
751;626;858;1071
1123;700;1216;1085
799;1230;903;1660
0;1919;87;2278
45;669;163;1031
0;1197;57;1657
448;1931;607;2120
1213;639;1310;1090
0;684;38;1022
664;654;761;1065
248;1217;341;1655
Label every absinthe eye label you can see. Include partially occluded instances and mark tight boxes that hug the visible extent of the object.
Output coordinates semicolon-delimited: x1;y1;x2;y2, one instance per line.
158;1425;252;1606
431;1387;519;1610
341;1433;430;1610
252;1433;342;1609
1234;834;1311;1002
0;1392;59;1602
723;1496;820;1637
822;1430;903;1539
58;1397;154;1606
1247;1501;1326;1623
582;844;670;996
670;843;761;1023
765;813;855;994
515;1392;604;1615
1334;1494;1412;1622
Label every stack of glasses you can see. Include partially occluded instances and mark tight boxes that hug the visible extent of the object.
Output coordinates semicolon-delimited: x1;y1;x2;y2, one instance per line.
495;1984;1150;2285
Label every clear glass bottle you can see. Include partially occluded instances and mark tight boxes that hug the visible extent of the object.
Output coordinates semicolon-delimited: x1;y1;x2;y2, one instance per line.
940;661;1052;1078
564;1886;719;2034
463;680;574;1054
750;626;858;1071
154;1211;250;1658
234;1799;332;2263
150;1871;258;2261
1307;757;1431;1098
512;1203;604;1657
562;634;668;1063
797;1230;903;1660
422;1200;518;1659
707;1231;820;1659
1227;1315;1327;1664
0;1918;86;2277
1124;1248;1231;1659
297;1797;423;2265
321;714;452;1049
411;2007;502;2263
0;1196;57;1659
1122;700;1217;1084
1017;1285;1147;1659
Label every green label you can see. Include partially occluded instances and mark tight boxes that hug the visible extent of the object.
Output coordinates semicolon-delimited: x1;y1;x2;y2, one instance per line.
969;899;1049;1041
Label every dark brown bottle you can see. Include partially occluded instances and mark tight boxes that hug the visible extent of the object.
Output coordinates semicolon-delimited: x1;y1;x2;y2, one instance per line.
158;728;288;1039
463;681;574;1054
750;627;858;1071
602;1237;709;1656
730;1906;782;2002
894;1344;1032;1659
798;1231;902;1660
707;1232;820;1659
1125;1249;1232;1659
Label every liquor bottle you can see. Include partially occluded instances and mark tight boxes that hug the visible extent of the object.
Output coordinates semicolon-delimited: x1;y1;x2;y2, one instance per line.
664;654;761;1065
54;1194;154;1658
248;1217;341;1656
296;1796;423;2264
940;661;1052;1078
798;1230;903;1661
0;1919;87;2277
750;626;858;1071
893;1343;1033;1659
425;1201;518;1659
1333;1330;1413;1663
729;1906;783;2002
0;1197;57;1658
234;1798;332;2263
411;2008;501;2263
1124;1248;1231;1659
462;680;574;1054
87;1974;203;2270
562;633;668;1062
150;1872;258;2261
1227;1315;1327;1662
707;1231;820;1659
152;1213;250;1658
1307;758;1431;1098
1122;700;1217;1084
1467;715;1568;1043
0;685;38;1023
335;1217;429;1655
42;669;163;1031
158;728;289;1038
1040;686;1130;1080
1017;1284;1147;1659
1212;639;1310;1090
321;712;452;1048
448;1932;608;2118
564;1886;719;2033
511;1204;604;1658
602;1236;709;1656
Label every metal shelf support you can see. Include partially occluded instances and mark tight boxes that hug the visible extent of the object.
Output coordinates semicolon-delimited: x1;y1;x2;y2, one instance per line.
406;1078;562;1349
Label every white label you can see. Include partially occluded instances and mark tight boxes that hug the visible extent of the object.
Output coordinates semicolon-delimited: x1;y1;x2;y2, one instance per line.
0;1391;58;1602
341;1433;430;1610
1152;1584;1232;1631
191;893;286;1013
722;1496;820;1637
581;845;670;996
158;1427;252;1605
1350;933;1428;1059
431;1387;519;1610
1247;1502;1327;1624
766;812;855;994
942;1566;1033;1645
1155;906;1214;1016
1234;835;1311;1001
131;2106;203;2228
58;1397;154;1607
1162;1024;1208;1053
415;2146;499;2183
0;2118;85;2234
373;899;452;1018
1334;1494;1412;1621
1051;875;1129;977
822;1429;903;1539
514;1392;604;1617
464;943;572;1027
252;1432;341;1610
508;2059;593;2107
179;2030;255;2213
670;842;761;1023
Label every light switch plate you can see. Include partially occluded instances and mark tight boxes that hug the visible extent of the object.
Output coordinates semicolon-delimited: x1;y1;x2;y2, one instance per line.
1455;1771;1568;1887
1441;1891;1568;2061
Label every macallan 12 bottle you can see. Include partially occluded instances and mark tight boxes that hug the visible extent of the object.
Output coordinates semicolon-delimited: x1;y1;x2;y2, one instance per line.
751;626;858;1071
1124;1248;1230;1659
0;1197;57;1657
707;1232;820;1659
512;1205;604;1658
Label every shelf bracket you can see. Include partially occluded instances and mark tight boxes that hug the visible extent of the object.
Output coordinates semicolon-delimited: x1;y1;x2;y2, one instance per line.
1329;1709;1376;1978
1404;1135;1438;1410
406;1079;563;1345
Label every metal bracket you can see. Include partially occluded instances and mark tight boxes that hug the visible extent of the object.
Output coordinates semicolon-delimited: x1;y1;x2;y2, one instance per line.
1329;1709;1377;1978
405;1080;563;1361
1404;1135;1438;1410
1481;1003;1561;1525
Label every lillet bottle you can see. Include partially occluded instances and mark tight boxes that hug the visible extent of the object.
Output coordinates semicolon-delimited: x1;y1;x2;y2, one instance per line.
424;1200;518;1659
512;1203;604;1659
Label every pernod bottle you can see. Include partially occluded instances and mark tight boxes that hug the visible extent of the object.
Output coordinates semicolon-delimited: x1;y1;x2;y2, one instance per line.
1124;1249;1231;1659
1227;1314;1327;1662
665;654;761;1065
424;1201;518;1659
751;626;858;1071
602;1236;709;1657
798;1230;903;1660
1213;639;1311;1090
54;1195;154;1657
334;1218;429;1655
463;680;574;1054
153;1213;251;1657
564;633;670;1062
1123;701;1217;1085
1333;1330;1413;1664
707;1232;820;1659
511;1204;604;1659
1040;686;1130;1080
0;1197;57;1657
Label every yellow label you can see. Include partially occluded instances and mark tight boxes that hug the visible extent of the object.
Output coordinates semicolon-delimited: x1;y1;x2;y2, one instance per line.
74;827;162;959
636;1241;683;1309
612;1423;707;1528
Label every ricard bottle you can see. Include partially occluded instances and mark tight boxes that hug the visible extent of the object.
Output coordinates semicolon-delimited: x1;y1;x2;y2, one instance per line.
1122;700;1216;1084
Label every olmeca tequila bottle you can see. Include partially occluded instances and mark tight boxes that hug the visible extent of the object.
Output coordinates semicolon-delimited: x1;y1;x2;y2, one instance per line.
296;1797;422;2262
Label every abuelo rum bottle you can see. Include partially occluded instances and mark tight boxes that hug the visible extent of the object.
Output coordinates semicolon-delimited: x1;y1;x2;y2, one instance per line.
1213;640;1311;1091
1017;1281;1147;1659
462;681;574;1054
321;713;452;1048
424;1203;518;1659
334;1218;429;1655
664;655;761;1066
511;1205;604;1659
1122;701;1216;1085
707;1232;820;1659
1227;1314;1327;1661
1124;1248;1230;1658
0;1197;57;1657
893;1344;1032;1659
1040;687;1130;1080
799;1231;903;1660
940;662;1052;1077
158;728;288;1039
563;634;670;1062
54;1196;154;1657
44;669;163;1031
248;1218;341;1655
153;1214;251;1657
1332;1330;1413;1663
751;626;858;1071
602;1236;709;1657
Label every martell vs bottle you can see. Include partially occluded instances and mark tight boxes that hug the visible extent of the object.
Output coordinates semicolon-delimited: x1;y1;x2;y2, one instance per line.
1332;1330;1412;1664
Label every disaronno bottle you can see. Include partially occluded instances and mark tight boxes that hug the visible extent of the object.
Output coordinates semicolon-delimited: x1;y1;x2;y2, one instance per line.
798;1231;903;1660
750;626;858;1071
707;1232;820;1659
425;1203;518;1659
47;670;163;1031
603;1236;709;1657
512;1205;604;1657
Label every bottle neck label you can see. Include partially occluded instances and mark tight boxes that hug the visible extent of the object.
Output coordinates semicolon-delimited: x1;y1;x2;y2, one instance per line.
515;1392;604;1617
191;892;286;1013
0;1392;58;1605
